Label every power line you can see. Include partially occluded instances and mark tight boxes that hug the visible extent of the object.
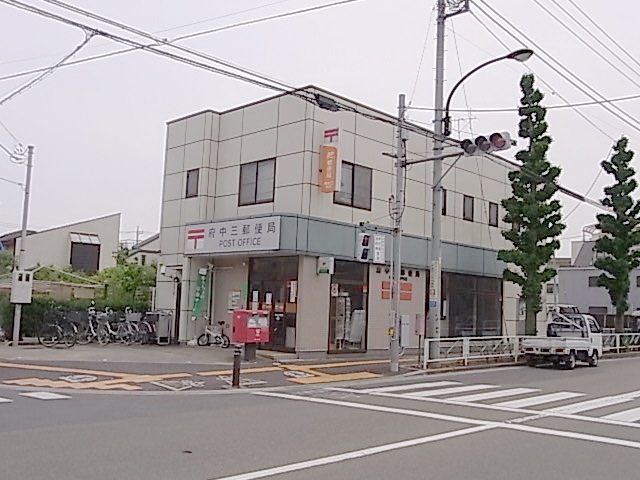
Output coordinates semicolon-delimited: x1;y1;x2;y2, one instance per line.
0;1;360;85
0;31;95;107
472;1;625;139
531;0;640;92
409;4;435;104
0;175;23;188
409;92;640;113
566;0;640;73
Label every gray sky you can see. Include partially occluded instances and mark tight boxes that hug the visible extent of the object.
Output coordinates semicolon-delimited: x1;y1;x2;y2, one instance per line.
0;0;638;254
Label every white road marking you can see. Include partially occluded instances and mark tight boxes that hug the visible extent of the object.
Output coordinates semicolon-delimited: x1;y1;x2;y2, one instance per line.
19;391;71;401
213;425;495;480
494;392;584;408
360;381;459;393
244;390;640;480
0;397;13;404
603;407;640;423
407;384;498;397
447;388;540;403
547;396;633;414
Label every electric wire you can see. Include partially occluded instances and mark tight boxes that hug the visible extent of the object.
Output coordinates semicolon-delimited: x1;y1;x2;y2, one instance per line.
409;4;436;104
0;175;23;188
531;0;640;92
547;0;640;82
472;1;617;140
0;1;359;85
566;0;640;73
0;118;20;144
473;0;640;134
0;31;95;107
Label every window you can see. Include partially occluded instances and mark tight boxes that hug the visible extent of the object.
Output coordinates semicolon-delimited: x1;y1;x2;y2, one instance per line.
141;254;147;266
489;202;499;227
463;195;474;221
546;283;554;294
70;243;100;273
442;188;447;216
588;276;599;287
239;159;275;206
636;275;640;287
334;162;372;210
185;168;199;198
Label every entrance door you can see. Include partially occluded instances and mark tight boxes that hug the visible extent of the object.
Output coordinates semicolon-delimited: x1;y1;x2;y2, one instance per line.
248;257;298;352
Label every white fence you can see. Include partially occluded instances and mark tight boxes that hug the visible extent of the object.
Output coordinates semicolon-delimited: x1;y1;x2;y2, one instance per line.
421;333;640;369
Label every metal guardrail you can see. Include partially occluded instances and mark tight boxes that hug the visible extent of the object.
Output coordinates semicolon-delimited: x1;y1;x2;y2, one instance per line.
421;333;640;369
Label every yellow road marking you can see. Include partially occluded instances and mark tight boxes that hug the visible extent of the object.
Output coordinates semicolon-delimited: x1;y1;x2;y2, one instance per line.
195;366;282;376
0;361;132;378
287;372;382;384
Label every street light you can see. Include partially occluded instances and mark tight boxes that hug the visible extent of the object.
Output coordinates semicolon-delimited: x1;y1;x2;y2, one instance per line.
427;46;533;361
443;49;534;136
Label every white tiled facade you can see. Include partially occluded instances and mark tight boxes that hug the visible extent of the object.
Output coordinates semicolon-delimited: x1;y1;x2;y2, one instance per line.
156;86;522;354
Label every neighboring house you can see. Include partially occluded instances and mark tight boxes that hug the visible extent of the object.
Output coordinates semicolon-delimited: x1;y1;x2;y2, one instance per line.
156;85;522;353
0;213;120;274
127;233;160;266
544;233;640;327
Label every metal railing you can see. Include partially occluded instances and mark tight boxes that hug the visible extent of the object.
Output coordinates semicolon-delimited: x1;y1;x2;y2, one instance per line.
421;333;640;369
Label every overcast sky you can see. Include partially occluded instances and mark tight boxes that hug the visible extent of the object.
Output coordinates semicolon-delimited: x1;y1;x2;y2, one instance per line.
0;0;638;254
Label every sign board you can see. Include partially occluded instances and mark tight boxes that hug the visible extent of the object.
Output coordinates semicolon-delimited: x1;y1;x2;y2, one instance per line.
317;256;335;274
319;124;342;193
228;290;241;311
185;216;280;255
373;234;386;264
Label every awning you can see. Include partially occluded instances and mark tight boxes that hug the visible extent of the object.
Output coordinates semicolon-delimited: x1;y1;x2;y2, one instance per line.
70;233;101;245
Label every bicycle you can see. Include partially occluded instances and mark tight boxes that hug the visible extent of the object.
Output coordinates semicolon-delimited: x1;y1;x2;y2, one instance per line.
197;320;230;348
38;311;76;348
96;309;134;345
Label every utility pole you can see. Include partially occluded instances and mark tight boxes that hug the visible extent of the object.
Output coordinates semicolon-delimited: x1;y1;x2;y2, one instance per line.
135;226;141;245
12;145;34;346
390;93;407;373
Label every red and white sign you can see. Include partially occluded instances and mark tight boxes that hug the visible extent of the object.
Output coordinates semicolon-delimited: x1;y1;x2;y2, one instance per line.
187;228;205;250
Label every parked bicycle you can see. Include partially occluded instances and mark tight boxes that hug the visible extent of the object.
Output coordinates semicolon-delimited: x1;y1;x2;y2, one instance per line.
197;320;230;348
38;311;77;348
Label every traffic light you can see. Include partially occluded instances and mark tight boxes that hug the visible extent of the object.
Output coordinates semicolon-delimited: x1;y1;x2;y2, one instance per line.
357;233;371;262
460;132;513;156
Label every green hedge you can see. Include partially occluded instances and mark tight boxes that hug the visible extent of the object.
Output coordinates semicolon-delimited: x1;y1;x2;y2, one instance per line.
0;294;150;340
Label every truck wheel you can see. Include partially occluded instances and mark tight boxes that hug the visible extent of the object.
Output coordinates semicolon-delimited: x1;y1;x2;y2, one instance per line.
526;355;537;367
587;351;598;367
565;353;576;370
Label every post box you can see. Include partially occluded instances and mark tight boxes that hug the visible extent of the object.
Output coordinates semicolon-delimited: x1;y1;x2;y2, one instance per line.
232;309;270;343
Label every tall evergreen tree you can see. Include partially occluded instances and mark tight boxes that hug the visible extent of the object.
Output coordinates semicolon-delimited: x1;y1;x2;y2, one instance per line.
498;74;565;335
594;137;640;333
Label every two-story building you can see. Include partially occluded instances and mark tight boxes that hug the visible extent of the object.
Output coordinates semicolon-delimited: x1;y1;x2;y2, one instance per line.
155;86;521;355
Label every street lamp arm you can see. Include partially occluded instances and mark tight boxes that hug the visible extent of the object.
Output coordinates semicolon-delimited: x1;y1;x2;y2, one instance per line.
443;48;533;136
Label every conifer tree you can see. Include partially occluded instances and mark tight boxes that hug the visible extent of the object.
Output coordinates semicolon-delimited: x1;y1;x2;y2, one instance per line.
594;137;640;333
498;74;565;335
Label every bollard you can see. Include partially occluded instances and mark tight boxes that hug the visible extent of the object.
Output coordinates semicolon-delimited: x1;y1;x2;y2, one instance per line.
232;344;242;388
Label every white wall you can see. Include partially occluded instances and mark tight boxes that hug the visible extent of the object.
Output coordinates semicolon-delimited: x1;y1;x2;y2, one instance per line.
15;213;120;271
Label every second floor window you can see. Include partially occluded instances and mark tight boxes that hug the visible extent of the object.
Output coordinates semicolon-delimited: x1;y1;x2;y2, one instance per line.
239;158;276;206
489;202;499;227
186;168;199;198
463;195;474;222
334;162;372;210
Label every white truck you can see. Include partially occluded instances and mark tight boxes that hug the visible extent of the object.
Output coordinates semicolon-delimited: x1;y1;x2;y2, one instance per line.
521;313;603;370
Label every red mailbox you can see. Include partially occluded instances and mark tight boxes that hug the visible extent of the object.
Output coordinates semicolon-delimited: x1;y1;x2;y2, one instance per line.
232;309;270;343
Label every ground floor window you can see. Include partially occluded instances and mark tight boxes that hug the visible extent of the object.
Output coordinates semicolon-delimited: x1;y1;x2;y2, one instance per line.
248;256;298;351
328;260;368;353
434;272;502;337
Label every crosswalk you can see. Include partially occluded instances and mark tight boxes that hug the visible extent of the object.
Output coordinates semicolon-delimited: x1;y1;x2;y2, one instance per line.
0;391;71;404
348;380;640;425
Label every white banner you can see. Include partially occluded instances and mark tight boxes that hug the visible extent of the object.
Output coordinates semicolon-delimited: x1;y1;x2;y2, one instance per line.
184;216;280;255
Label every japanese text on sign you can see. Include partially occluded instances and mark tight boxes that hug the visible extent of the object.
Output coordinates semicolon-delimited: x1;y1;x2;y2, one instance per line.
185;216;280;254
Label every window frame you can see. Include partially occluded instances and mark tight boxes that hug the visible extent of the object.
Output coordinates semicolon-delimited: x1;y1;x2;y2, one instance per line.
488;201;499;227
463;195;474;222
238;158;276;206
185;168;199;198
588;276;599;287
334;161;372;211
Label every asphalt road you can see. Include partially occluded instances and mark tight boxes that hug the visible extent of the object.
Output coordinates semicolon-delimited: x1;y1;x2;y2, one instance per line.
0;356;639;479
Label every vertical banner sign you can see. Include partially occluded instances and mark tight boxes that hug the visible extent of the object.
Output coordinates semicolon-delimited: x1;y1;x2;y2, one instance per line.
319;124;342;193
192;268;209;319
373;234;386;264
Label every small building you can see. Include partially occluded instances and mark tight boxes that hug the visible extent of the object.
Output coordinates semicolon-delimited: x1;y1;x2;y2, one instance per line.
156;86;522;355
127;233;160;266
0;213;120;274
